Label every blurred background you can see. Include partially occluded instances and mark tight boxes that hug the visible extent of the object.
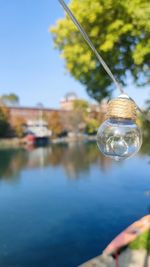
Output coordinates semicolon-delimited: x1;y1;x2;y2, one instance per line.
0;0;150;266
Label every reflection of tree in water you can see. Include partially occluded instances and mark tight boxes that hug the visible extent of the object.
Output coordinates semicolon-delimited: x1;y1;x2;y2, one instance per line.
0;143;112;182
27;147;53;168
1;122;150;183
48;142;112;179
0;148;28;182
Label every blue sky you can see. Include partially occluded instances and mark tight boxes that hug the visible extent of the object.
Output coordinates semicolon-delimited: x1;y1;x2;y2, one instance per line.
0;0;149;108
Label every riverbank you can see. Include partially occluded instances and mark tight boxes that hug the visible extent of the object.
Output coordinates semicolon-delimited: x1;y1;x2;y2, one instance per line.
51;135;97;144
0;138;22;148
80;248;150;267
80;216;150;267
0;135;97;148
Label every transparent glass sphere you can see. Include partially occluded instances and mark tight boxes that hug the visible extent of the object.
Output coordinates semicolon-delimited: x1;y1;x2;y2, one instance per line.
97;118;142;160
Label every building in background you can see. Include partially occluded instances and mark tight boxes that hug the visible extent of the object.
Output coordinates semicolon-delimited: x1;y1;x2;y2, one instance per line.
9;106;60;125
0;92;107;138
7;92;106;124
60;92;78;111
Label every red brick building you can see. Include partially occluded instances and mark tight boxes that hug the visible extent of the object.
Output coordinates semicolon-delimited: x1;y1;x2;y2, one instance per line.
8;106;61;124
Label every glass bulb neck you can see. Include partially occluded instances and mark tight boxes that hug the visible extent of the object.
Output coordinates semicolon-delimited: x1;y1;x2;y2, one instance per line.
107;118;136;125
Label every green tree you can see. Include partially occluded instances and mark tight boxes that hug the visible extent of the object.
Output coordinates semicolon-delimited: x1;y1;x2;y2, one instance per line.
1;93;19;106
0;106;10;137
72;99;88;133
51;0;150;101
86;118;99;135
48;111;63;137
12;116;26;137
60;99;89;134
73;99;88;114
140;104;150;156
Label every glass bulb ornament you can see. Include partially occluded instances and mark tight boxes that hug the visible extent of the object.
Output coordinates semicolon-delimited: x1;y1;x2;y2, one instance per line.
97;95;142;160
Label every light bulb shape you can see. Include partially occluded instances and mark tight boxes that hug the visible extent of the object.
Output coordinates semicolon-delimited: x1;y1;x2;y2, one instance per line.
97;118;142;160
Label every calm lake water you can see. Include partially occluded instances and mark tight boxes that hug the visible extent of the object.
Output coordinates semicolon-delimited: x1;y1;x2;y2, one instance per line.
0;142;149;267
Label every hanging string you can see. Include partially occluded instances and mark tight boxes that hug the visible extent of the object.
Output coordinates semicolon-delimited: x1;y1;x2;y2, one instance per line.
58;0;124;94
58;0;150;123
129;97;150;122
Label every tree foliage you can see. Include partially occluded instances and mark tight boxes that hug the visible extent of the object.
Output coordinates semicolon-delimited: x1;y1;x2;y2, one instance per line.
71;99;88;132
86;118;99;135
0;106;10;137
140;109;150;156
60;99;89;134
48;111;63;137
12;116;26;137
1;93;19;106
51;0;150;101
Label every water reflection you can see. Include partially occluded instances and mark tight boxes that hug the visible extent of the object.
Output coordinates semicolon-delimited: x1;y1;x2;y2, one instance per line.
0;149;28;181
0;130;149;182
0;142;112;181
48;142;112;178
0;140;149;267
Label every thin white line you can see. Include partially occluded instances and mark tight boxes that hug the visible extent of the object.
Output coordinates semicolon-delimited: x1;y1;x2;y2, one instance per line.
58;0;124;94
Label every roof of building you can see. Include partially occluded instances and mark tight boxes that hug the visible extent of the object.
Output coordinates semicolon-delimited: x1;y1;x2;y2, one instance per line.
60;92;78;102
